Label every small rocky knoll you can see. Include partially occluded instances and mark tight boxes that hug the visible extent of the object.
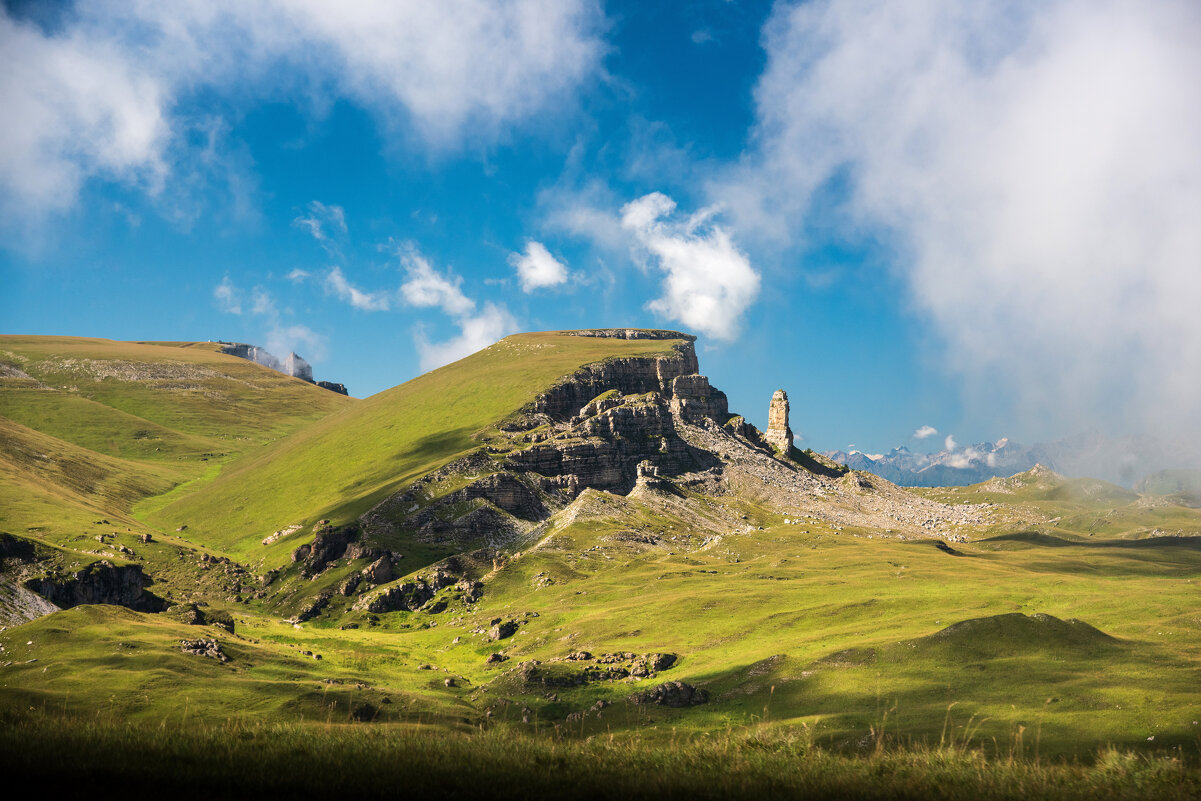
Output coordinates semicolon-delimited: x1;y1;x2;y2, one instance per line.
491;651;680;692
351;551;490;615
180;638;229;662
629;681;709;707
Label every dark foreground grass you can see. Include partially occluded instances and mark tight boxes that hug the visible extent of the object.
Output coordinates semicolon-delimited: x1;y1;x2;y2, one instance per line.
2;716;1197;801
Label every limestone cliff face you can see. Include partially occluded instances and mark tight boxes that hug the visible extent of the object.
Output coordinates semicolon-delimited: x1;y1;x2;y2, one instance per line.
529;334;699;421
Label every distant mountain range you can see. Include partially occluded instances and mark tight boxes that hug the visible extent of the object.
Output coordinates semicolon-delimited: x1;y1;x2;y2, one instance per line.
824;432;1200;488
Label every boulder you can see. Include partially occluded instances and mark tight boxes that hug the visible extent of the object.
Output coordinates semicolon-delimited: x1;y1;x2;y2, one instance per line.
488;620;518;641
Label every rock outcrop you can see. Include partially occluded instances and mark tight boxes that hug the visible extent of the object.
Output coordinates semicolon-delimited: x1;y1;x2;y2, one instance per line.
764;389;793;452
283;352;313;382
25;560;165;612
317;380;348;395
628;681;708;707
180;638;229;662
359;330;736;548
219;342;346;395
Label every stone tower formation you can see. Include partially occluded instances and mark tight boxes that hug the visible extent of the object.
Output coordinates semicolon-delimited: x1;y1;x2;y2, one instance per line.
765;389;793;452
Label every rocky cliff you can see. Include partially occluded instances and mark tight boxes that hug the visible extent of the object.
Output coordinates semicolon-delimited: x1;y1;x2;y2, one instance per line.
220;342;346;394
360;330;739;548
24;560;165;612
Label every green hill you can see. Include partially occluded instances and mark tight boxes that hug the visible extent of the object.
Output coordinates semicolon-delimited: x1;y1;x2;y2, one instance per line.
143;331;687;558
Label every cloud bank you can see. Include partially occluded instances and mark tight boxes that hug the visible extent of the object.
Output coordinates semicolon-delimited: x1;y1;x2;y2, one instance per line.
509;240;568;292
0;0;604;219
725;0;1201;442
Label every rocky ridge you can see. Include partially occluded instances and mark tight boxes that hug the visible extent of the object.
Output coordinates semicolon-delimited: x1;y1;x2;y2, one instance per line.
355;329;989;568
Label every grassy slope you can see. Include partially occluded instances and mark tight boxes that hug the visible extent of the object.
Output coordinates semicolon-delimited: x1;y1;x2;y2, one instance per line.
0;336;349;448
145;332;685;558
0;336;350;547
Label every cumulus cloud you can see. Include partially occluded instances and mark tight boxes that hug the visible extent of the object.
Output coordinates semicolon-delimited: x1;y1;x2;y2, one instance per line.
620;192;760;341
727;0;1201;443
913;425;938;440
400;246;517;370
324;266;391;311
508;240;568;292
287;268;310;282
399;248;476;316
213;275;241;314
0;0;604;221
944;435;957;453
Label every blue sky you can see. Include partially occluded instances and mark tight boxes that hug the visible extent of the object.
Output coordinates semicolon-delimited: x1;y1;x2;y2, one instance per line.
2;0;1200;456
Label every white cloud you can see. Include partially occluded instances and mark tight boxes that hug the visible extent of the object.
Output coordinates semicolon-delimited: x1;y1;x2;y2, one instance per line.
414;302;517;372
913;425;938;440
400;245;518;370
287;268;310;282
508;240;568;292
0;12;169;217
620;192;760;341
213;275;241;314
292;201;347;245
399;248;475;316
727;0;1201;443
324;266;391;311
0;1;604;221
944;435;957;453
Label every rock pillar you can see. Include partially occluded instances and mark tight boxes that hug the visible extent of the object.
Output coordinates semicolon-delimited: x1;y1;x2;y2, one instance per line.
764;389;793;452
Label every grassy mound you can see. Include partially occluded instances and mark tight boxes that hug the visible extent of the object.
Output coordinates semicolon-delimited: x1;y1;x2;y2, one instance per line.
918;612;1119;656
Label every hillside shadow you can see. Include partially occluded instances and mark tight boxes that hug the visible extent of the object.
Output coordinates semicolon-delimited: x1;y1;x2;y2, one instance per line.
982;531;1201;550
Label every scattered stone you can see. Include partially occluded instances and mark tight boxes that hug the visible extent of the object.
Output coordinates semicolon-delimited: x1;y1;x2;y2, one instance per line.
485;653;509;665
180;638;228;662
488;620;518;641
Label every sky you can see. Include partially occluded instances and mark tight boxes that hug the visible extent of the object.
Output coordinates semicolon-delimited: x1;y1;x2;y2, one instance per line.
2;0;1200;458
